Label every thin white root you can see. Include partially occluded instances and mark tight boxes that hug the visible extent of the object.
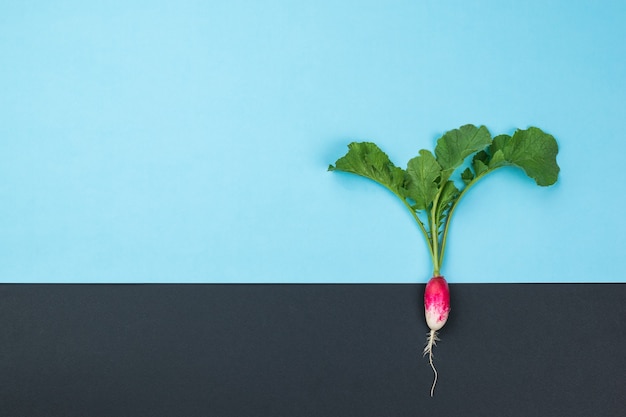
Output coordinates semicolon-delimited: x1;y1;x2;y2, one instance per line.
423;329;439;397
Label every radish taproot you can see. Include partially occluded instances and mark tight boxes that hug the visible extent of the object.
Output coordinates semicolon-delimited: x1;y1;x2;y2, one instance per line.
329;125;560;396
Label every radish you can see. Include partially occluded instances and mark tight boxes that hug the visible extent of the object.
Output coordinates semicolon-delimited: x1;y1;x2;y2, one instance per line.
329;125;559;396
423;275;450;396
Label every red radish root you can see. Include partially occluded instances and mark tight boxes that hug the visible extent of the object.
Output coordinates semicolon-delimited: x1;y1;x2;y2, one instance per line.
423;276;450;396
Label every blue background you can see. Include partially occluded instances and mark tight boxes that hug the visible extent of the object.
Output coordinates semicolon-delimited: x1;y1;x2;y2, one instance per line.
1;0;624;283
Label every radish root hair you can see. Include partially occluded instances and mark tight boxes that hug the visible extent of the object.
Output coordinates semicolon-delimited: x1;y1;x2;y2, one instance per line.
423;329;439;397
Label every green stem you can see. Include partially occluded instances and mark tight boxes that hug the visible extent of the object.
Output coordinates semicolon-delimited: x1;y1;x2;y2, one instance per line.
438;168;500;268
398;196;436;268
375;184;436;273
430;194;441;276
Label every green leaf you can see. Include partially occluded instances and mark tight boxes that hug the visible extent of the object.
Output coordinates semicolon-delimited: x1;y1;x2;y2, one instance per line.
439;168;454;186
490;128;560;186
488;149;506;169
329;142;406;194
490;134;510;154
461;167;474;185
435;124;493;171
472;150;490;176
405;149;441;210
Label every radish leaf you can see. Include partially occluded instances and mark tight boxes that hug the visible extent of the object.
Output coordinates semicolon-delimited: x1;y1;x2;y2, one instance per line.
502;127;559;186
435;124;492;170
461;168;474;185
328;142;406;195
406;150;441;210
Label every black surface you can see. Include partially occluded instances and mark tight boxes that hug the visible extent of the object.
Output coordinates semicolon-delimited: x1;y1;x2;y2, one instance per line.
0;284;624;416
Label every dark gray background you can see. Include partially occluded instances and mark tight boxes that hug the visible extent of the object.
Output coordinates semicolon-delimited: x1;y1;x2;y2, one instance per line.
1;284;624;416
